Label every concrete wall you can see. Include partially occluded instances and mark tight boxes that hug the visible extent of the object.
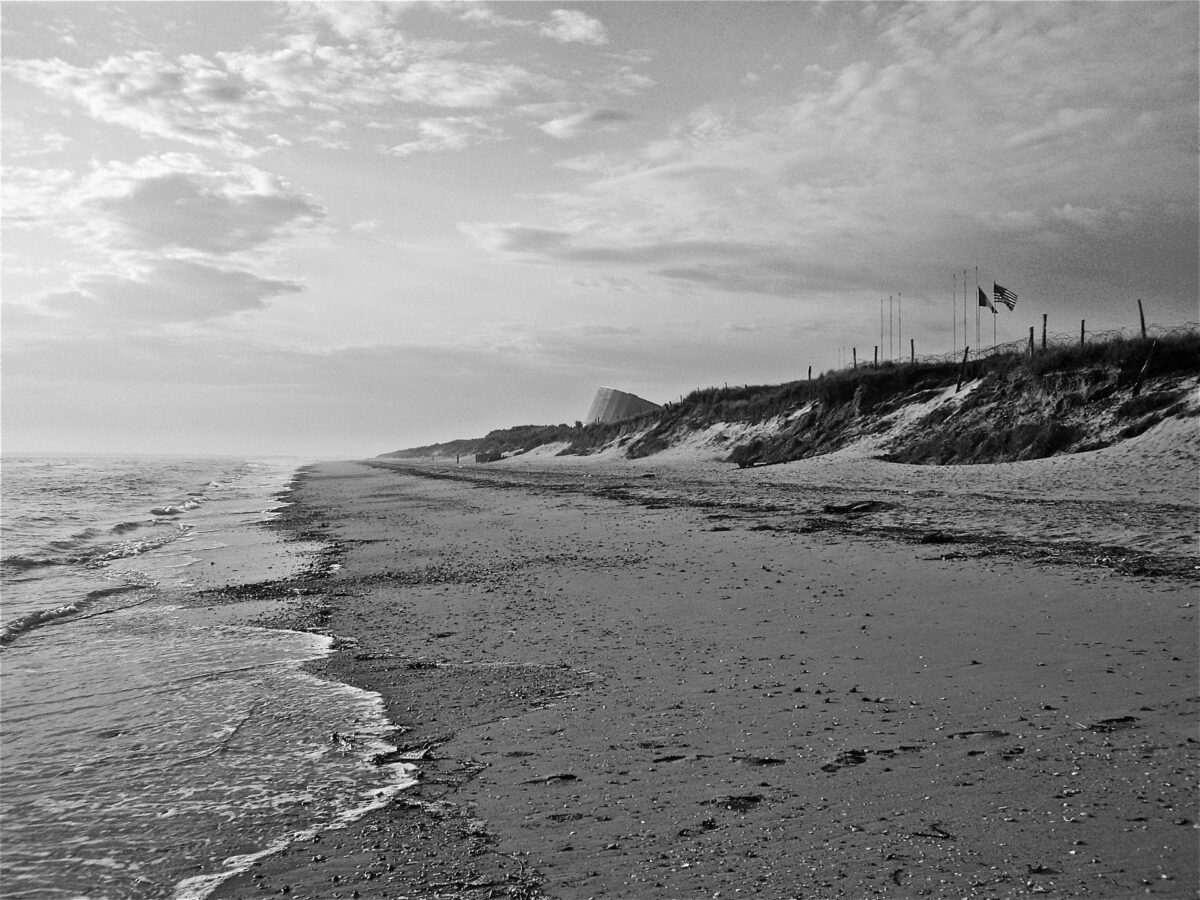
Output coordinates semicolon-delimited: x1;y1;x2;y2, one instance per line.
585;387;663;425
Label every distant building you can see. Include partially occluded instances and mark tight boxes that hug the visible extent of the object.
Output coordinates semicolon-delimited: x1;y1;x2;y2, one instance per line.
585;387;663;425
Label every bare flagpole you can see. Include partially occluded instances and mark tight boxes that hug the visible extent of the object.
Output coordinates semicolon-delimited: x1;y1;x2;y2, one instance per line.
975;266;980;351
963;270;968;358
898;292;902;363
952;272;957;354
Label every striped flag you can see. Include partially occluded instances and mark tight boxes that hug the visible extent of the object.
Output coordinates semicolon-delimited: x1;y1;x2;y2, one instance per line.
977;286;996;313
994;282;1018;310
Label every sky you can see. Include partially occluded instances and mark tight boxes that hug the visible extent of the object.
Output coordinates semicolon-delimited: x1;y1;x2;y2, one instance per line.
2;1;1197;458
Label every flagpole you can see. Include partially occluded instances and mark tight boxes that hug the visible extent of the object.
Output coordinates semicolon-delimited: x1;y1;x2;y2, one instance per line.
880;297;884;363
898;292;902;364
952;273;957;355
975;266;980;352
889;294;894;361
963;270;968;359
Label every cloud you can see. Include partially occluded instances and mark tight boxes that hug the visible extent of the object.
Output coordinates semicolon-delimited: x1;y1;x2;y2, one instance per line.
286;1;405;48
437;4;611;49
39;259;302;324
462;3;1197;305
4;37;543;157
5;2;645;163
1050;204;1108;231
539;108;635;140
2;154;324;258
553;152;640;177
386;59;537;107
452;4;534;31
1;166;76;223
78;156;324;254
539;9;608;45
1;121;72;160
459;223;572;256
386;115;505;156
6;155;321;330
5;52;259;156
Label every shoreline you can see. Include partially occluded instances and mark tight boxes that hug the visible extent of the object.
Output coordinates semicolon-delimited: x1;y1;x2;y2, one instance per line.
210;455;1197;899
1;455;415;900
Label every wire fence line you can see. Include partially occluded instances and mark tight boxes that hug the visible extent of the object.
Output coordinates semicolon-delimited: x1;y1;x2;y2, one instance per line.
677;322;1198;400
832;321;1200;371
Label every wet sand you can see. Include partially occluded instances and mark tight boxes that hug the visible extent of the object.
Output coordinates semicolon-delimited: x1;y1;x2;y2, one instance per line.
210;451;1197;899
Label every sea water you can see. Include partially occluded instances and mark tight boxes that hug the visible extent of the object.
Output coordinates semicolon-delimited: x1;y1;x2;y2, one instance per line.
0;456;410;900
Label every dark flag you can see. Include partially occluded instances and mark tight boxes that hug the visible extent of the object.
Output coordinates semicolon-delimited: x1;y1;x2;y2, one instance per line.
994;283;1018;310
978;286;996;313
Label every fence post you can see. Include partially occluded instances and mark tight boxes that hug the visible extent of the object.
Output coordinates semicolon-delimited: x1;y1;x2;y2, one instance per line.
1028;326;1034;357
1080;319;1085;348
910;338;915;365
1138;299;1147;339
1132;340;1158;397
808;365;812;382
956;346;970;392
1042;314;1047;350
874;346;878;368
852;347;857;369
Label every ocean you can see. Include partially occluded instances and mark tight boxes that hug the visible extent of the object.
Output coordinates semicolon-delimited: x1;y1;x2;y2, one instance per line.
0;456;411;900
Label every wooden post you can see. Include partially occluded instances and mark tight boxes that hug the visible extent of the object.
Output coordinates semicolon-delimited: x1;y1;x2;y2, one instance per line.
1132;340;1158;397
874;346;878;368
1080;319;1085;348
910;338;915;365
807;365;812;382
1138;299;1147;339
956;346;970;392
852;347;857;369
1028;326;1035;357
1041;314;1047;350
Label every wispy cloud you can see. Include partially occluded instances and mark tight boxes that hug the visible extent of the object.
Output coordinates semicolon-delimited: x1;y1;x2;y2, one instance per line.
4;5;626;159
463;3;1198;301
443;3;610;48
5;51;259;156
386;115;505;156
539;107;635;140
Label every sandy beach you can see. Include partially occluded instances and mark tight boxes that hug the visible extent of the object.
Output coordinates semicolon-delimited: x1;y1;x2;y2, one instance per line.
207;443;1197;899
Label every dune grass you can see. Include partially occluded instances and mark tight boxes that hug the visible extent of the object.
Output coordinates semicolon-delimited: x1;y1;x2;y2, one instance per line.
381;330;1197;464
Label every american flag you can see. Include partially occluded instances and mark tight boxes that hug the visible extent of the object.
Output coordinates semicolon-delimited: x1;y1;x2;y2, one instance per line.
993;283;1018;311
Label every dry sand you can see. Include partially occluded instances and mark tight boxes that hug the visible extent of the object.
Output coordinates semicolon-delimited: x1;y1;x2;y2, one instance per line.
208;435;1197;899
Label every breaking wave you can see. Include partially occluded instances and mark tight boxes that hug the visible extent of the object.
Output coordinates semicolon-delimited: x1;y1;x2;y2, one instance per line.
0;584;145;645
1;527;190;575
